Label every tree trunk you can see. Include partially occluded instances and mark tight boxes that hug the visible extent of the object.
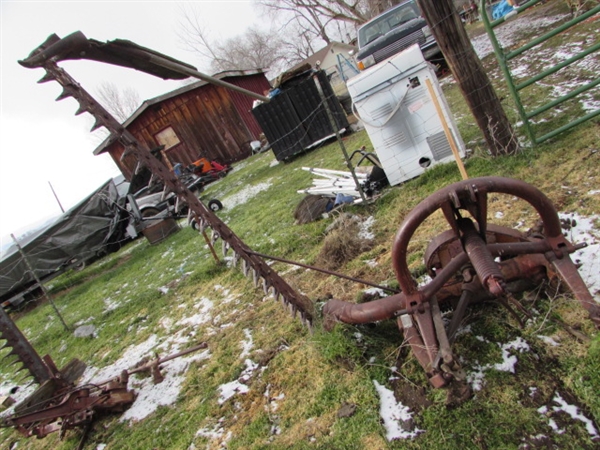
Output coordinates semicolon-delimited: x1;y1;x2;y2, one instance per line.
417;0;519;156
369;0;404;16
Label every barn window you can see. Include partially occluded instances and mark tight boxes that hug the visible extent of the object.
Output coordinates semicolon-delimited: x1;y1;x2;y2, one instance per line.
154;126;180;149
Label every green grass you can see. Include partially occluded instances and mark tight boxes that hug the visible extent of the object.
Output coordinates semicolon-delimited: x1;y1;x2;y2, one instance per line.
1;3;599;449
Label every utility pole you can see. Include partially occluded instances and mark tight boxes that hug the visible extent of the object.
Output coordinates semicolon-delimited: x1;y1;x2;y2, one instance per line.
417;0;520;156
48;181;65;213
10;234;70;332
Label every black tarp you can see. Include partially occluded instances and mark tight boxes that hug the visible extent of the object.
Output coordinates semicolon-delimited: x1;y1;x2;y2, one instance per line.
0;179;124;303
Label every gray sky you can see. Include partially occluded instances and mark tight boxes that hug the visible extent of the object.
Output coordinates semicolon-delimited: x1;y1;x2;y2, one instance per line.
0;0;260;242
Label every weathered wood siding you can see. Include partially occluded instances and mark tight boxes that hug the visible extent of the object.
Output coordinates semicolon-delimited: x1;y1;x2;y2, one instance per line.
106;73;271;180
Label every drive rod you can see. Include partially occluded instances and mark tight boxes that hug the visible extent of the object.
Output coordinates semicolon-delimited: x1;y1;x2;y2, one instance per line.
246;250;399;294
146;54;271;103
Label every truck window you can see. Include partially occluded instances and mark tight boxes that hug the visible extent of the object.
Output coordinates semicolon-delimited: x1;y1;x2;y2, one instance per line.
358;1;421;47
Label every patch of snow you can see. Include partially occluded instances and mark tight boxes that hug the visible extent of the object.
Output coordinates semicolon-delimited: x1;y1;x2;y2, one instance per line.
552;392;599;439
467;337;530;391
470;14;569;60
364;287;387;296
75;316;95;326
240;329;253;358
83;334;162;384
417;274;433;287
537;335;560;347
493;337;530;373
510;64;530;78
558;213;600;301
529;387;538;397
364;258;378;267
230;160;249;173
44;317;54;330
218;359;258;404
120;348;210;422
542;403;567;434
454;324;472;338
467;367;487;392
218;381;249;405
495;211;504;219
160;317;173;331
0;381;37;419
85;324;211;424
104;296;122;312
195;422;228;441
177;297;214;327
221;180;273;210
582;98;600;114
264;384;285;414
358;215;376;240
373;380;422;441
215;285;237;304
537;406;565;434
158;286;170;295
279;265;302;276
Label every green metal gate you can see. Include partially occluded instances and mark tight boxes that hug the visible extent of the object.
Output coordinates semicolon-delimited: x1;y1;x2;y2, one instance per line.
481;0;600;144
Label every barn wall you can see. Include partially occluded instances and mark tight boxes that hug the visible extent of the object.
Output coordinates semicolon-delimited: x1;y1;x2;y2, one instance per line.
225;75;272;138
106;73;270;180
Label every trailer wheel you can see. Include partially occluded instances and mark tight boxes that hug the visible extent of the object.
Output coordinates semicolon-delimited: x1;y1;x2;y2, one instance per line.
141;207;161;218
208;199;223;212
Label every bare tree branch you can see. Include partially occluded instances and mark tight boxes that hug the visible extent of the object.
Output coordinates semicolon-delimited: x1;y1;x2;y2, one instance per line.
176;3;224;67
177;4;292;77
257;0;372;28
96;82;140;123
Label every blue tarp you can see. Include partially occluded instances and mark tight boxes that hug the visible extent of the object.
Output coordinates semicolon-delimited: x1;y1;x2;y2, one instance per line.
493;0;515;20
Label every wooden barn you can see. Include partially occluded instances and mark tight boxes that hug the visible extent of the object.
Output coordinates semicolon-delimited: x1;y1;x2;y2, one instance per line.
94;69;271;179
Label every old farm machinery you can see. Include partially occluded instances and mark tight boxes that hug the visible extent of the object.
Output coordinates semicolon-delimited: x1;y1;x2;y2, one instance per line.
0;311;207;444
324;177;600;387
1;32;597;445
0;286;205;441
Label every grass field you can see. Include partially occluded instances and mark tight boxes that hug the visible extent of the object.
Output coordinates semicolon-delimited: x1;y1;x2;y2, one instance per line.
1;1;599;449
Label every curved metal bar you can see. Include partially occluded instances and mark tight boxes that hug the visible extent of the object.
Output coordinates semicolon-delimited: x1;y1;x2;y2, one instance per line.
322;293;406;328
392;177;563;295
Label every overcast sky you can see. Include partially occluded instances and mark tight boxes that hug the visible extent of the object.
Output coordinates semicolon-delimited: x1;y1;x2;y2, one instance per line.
0;0;261;244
